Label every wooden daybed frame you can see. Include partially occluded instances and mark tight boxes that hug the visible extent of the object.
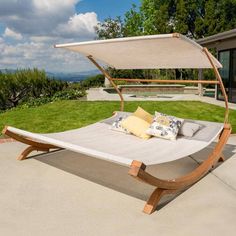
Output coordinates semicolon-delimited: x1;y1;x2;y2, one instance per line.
2;33;231;214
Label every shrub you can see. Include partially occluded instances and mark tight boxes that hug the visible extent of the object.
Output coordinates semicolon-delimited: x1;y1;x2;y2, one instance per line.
19;97;53;108
18;89;86;108
0;68;68;110
52;89;86;100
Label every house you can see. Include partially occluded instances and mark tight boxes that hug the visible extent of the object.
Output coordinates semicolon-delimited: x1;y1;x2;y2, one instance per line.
197;29;236;103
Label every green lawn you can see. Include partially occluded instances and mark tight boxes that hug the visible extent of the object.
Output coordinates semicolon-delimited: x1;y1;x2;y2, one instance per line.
0;100;235;136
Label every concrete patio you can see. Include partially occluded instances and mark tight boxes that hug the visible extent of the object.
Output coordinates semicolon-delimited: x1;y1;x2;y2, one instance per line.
0;135;236;236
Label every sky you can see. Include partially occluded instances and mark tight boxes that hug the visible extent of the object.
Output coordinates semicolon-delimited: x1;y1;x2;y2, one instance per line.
0;0;140;73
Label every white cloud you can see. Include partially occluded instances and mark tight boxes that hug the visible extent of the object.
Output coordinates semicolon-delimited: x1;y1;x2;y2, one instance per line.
3;27;23;40
0;40;95;72
30;36;58;43
0;0;100;72
56;12;98;38
0;0;82;36
0;0;98;40
33;0;78;12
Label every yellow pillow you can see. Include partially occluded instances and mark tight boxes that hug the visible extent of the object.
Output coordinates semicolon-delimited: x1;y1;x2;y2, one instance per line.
133;107;153;124
121;115;151;139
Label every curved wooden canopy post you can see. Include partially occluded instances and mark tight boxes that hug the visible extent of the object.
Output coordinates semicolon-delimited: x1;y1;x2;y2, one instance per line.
203;47;229;123
87;56;125;111
2;126;59;160
125;47;230;214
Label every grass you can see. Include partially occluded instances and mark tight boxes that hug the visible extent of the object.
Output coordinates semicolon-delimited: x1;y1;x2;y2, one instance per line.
0;100;235;136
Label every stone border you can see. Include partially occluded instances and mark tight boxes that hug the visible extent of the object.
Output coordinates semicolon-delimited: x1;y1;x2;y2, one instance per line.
0;138;15;144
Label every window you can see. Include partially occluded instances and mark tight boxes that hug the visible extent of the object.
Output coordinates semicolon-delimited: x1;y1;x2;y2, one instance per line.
218;50;230;100
231;49;236;103
218;49;236;103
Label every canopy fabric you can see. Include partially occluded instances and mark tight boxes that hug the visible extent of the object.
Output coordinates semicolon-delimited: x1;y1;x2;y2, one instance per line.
55;33;222;69
6;112;224;166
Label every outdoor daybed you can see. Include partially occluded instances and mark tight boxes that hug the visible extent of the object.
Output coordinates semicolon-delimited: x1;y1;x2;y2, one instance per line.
2;33;231;214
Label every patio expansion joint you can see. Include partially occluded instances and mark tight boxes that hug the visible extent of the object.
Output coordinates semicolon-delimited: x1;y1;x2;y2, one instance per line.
189;155;236;192
210;171;236;193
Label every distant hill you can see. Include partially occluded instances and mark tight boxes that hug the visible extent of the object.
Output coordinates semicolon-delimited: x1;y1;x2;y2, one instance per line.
0;69;100;82
46;69;100;82
0;69;16;74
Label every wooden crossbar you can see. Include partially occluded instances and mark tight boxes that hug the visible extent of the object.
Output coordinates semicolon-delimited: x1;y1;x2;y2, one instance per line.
111;78;220;84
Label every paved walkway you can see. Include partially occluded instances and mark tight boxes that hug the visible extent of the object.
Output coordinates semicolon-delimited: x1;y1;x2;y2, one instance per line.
87;87;236;110
0;136;236;235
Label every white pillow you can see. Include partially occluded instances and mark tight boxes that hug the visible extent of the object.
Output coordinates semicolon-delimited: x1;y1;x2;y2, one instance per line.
179;122;201;137
110;116;131;134
146;112;184;140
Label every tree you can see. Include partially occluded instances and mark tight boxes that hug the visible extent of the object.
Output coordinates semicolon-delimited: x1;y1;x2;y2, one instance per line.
123;4;144;36
175;0;190;36
141;0;173;34
94;0;236;80
203;0;236;36
94;17;123;39
95;0;236;40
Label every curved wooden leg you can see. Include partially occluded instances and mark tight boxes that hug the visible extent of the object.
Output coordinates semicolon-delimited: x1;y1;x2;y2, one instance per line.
143;188;177;214
17;146;49;161
129;124;232;214
2;126;59;161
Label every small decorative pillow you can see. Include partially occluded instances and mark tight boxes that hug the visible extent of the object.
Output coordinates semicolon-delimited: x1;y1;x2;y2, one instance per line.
146;112;184;140
133;106;153;124
111;115;131;134
179;121;201;137
121;115;151;139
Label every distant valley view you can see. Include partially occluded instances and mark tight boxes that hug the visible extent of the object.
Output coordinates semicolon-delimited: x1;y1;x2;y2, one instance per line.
0;69;100;83
46;69;100;82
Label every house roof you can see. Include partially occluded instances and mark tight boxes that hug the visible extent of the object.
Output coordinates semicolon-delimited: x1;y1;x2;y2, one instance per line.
197;28;236;46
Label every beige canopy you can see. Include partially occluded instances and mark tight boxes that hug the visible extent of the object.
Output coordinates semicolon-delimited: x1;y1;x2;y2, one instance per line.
54;33;222;69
